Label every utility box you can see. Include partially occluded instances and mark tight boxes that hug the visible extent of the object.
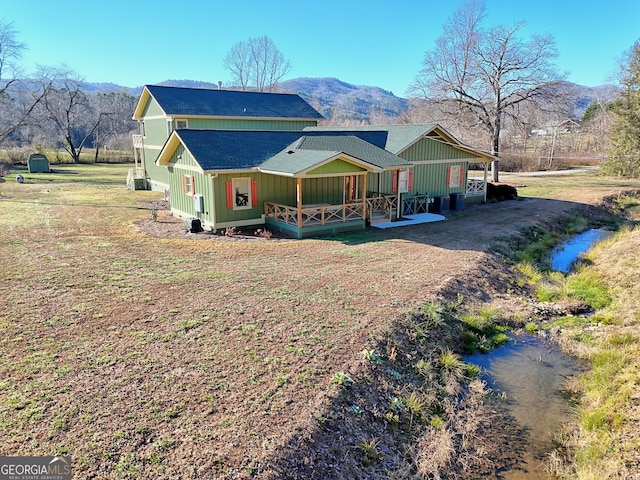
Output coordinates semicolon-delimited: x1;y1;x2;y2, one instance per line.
450;192;465;211
194;194;204;213
27;153;50;173
432;195;450;213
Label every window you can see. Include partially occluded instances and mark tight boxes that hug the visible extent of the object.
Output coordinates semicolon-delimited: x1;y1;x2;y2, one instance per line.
175;119;188;129
182;174;195;196
397;170;409;193
226;178;258;210
446;166;463;188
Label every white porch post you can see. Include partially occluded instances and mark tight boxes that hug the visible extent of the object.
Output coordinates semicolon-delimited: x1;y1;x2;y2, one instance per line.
483;162;489;202
296;178;303;228
361;173;367;220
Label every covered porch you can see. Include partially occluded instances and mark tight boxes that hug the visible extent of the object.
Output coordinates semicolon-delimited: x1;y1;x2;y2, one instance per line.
264;188;432;238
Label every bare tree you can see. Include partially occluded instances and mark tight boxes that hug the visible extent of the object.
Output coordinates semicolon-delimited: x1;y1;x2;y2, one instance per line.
32;67;106;163
411;1;563;180
0;19;45;147
91;91;137;161
224;35;292;92
0;19;26;81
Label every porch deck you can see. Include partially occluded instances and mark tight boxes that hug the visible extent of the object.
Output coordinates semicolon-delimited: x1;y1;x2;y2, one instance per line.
371;213;445;229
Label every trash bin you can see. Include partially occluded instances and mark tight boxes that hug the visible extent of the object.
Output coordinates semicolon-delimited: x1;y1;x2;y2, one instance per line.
450;192;465;211
432;195;450;213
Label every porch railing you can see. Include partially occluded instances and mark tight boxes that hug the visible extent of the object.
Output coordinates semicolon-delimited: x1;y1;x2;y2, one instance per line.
265;202;364;227
366;192;397;218
401;194;429;215
467;178;486;196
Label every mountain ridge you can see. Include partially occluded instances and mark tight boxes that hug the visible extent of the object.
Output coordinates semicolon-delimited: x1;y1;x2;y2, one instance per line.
88;77;619;124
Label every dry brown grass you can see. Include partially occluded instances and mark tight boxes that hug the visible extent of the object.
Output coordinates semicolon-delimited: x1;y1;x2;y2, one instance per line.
2;164;639;478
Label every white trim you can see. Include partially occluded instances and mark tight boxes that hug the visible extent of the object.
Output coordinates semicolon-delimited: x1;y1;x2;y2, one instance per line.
169;163;203;174
140;115;171;120
410;158;472;165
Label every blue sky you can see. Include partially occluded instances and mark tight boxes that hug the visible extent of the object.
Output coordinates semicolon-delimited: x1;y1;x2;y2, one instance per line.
3;0;639;96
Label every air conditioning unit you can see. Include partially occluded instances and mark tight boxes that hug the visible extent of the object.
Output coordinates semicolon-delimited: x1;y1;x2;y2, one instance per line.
194;194;204;213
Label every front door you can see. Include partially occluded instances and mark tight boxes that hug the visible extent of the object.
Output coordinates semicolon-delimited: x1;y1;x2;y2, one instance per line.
344;175;358;203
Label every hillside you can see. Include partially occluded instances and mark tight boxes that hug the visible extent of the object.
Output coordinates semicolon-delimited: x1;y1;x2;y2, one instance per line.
93;77;618;125
276;77;408;124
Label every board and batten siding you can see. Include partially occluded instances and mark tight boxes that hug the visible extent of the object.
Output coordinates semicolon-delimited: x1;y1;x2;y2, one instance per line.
183;118;318;131
166;146;212;223
138;92;320;191
392;136;481;197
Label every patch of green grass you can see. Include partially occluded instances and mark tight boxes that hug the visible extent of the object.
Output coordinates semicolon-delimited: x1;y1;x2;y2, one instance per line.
358;437;380;466
565;269;611;309
331;372;353;387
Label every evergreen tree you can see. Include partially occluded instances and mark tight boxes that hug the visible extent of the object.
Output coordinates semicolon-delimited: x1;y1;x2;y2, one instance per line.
603;40;640;177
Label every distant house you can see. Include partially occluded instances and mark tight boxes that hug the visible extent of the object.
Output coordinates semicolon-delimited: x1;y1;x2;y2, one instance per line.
132;85;496;238
532;119;582;136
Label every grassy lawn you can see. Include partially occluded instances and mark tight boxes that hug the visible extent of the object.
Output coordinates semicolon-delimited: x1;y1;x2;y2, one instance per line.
2;164;467;478
2;164;640;478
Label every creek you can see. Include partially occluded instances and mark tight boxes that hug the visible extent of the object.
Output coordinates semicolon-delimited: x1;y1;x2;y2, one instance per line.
466;335;582;479
462;229;615;477
550;228;614;273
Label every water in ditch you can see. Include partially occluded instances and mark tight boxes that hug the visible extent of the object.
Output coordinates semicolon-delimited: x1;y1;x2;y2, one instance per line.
466;335;582;478
550;228;614;273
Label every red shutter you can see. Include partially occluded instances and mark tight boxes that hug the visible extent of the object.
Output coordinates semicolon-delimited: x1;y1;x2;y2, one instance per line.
392;170;398;193
251;180;258;206
408;169;414;191
226;181;233;208
459;167;464;187
446;167;451;188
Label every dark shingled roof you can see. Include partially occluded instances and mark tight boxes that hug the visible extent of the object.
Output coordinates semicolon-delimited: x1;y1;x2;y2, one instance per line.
169;130;405;172
145;85;324;120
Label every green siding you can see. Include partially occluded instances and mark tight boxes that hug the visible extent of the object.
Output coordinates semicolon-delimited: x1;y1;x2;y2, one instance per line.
307;159;366;175
139;95;319;191
166;148;213;224
211;172;345;225
411;161;467;197
400;137;479;162
185;118;318;130
141;97;165;117
301;177;343;205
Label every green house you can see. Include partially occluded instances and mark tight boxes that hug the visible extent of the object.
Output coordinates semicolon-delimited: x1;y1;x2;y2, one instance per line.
132;85;496;238
132;85;323;191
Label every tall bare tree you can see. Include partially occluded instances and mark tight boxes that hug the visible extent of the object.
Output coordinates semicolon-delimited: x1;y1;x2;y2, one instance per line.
0;19;45;147
32;67;106;163
223;35;292;92
91;90;137;161
411;1;563;180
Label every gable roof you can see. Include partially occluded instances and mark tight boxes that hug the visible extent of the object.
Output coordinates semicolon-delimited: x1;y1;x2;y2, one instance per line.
133;85;325;121
156;130;410;175
259;135;410;175
305;124;496;160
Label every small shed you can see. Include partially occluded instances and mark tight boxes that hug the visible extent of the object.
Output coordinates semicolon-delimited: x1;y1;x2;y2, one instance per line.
27;153;50;173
